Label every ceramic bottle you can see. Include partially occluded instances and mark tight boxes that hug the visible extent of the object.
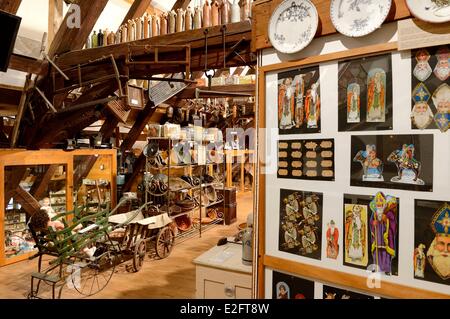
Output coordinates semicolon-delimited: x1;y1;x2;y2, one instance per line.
135;17;142;40
115;30;121;44
176;8;184;32
231;0;240;23
242;213;253;266
203;0;211;27
131;19;137;41
185;6;193;31
120;25;127;43
85;36;91;49
169;10;176;34
127;20;133;41
211;0;220;26
194;6;202;29
221;0;230;25
152;14;159;36
242;0;251;20
104;28;110;45
143;14;149;38
108;31;115;45
160;13;168;35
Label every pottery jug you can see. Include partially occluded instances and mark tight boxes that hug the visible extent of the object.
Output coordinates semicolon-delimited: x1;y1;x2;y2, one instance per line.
221;0;230;25
176;8;184;32
203;0;211;27
103;29;110;45
160;13;168;35
152;15;159;36
194;6;202;29
169;10;176;34
242;0;251;20
231;0;240;23
211;0;220;26
185;6;193;31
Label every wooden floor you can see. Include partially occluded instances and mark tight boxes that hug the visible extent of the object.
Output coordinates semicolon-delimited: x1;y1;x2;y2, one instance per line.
0;192;254;299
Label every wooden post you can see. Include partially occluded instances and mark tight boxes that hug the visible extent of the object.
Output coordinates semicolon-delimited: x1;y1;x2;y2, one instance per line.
48;0;64;46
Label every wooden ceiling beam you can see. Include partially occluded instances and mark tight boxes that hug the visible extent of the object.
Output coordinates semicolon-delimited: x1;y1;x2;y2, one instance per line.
120;0;152;27
48;0;109;57
0;0;22;14
8;54;47;75
171;0;191;10
120;100;156;153
56;21;252;67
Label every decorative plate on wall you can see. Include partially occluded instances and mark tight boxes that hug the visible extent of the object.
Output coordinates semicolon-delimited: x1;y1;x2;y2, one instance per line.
406;0;450;23
330;0;392;37
268;0;319;54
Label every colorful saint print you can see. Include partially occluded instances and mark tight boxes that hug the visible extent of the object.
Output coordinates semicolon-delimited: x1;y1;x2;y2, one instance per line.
347;83;360;123
367;68;386;122
326;220;339;259
278;77;295;130
369;192;398;274
432;83;450;133
414;244;427;278
414;199;450;285
427;203;450;280
276;281;290;299
323;285;374;299
278;67;321;134
411;83;434;129
387;144;424;185
434;47;449;81
305;81;320;128
413;49;432;82
353;144;384;182
272;271;315;299
279;189;322;260
344;204;368;267
295;75;305;128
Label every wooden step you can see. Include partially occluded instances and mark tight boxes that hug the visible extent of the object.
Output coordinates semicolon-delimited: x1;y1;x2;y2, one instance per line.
31;272;60;284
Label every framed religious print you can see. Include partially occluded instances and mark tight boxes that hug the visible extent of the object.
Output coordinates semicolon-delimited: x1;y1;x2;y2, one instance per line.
411;45;450;132
323;285;375;299
278;66;321;135
414;199;450;285
338;53;393;131
343;193;399;276
279;189;323;261
278;139;335;181
272;271;315;299
350;134;434;192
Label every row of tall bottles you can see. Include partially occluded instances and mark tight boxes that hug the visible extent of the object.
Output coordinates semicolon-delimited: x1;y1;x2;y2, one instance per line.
85;0;252;49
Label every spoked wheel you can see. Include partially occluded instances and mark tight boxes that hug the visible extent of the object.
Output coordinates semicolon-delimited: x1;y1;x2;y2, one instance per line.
132;239;146;272
155;226;175;259
69;246;117;297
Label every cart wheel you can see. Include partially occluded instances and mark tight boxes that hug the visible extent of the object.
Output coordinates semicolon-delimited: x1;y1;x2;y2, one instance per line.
155;226;174;259
132;239;146;272
70;244;117;297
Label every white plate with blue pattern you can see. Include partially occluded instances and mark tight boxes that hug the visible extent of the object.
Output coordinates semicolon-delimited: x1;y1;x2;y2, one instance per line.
268;0;319;54
330;0;392;37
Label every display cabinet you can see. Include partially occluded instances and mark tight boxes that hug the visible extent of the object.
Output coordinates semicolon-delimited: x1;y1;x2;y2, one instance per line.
0;149;117;267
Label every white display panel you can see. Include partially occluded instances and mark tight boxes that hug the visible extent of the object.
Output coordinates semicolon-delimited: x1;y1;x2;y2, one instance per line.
261;22;449;297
